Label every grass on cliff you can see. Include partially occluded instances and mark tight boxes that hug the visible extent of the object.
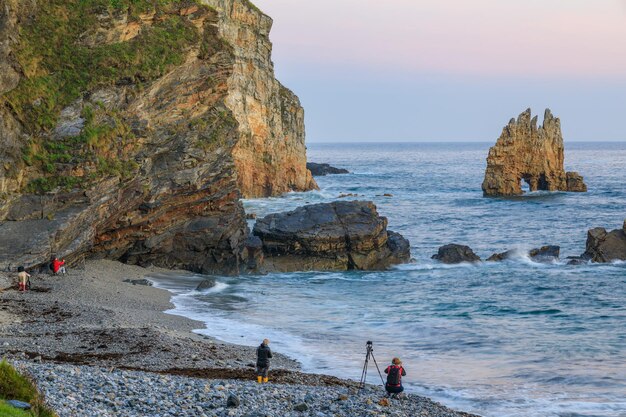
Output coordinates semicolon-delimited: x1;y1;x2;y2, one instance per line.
3;0;211;193
6;0;203;132
0;360;57;417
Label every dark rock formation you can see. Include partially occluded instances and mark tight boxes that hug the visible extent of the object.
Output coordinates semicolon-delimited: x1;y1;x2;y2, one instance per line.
241;235;264;273
482;109;587;196
0;0;315;273
486;250;515;262
583;220;626;263
196;278;217;291
529;245;560;262
252;201;410;272
431;244;481;264
487;245;560;262
306;163;349;176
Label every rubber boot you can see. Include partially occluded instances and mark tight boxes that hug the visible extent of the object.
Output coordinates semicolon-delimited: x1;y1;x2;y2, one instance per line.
257;376;262;383
263;377;268;383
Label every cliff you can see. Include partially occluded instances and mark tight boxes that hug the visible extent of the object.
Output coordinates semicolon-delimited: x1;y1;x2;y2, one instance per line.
0;0;314;272
482;108;587;197
202;0;317;197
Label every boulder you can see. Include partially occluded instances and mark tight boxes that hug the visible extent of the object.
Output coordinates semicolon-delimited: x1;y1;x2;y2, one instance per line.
582;220;626;262
432;244;481;264
482;108;587;196
306;162;349;176
252;201;410;272
529;245;560;262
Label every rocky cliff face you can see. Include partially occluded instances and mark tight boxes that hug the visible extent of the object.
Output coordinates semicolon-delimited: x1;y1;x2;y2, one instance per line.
482;109;587;196
202;0;317;198
0;0;313;272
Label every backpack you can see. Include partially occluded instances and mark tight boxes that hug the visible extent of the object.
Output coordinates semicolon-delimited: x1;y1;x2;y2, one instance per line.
386;365;402;386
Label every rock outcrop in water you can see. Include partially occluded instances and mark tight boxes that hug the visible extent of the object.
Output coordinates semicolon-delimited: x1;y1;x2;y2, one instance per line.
252;201;411;272
306;163;349;176
582;220;626;263
487;245;560;263
482;109;587;197
0;0;314;273
431;244;481;264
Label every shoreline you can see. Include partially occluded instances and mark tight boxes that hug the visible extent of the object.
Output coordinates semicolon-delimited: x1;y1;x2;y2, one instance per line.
0;260;478;416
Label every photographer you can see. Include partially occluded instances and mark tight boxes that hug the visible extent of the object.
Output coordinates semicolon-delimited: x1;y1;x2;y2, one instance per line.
384;357;406;397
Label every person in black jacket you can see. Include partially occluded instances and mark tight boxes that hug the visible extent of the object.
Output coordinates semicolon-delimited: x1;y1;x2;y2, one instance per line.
384;357;407;397
256;338;272;383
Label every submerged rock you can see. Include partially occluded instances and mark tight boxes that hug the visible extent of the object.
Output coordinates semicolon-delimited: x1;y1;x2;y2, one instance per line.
482;108;587;196
582;220;626;263
196;278;217;291
252;201;410;272
306;163;349;176
432;244;481;264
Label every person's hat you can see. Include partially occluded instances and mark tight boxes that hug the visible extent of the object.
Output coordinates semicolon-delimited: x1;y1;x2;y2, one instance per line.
17;266;25;272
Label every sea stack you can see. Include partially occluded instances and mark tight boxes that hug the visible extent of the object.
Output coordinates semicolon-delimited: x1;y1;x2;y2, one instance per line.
482;108;587;197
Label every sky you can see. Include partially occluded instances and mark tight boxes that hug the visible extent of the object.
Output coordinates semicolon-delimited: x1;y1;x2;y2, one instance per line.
252;0;626;142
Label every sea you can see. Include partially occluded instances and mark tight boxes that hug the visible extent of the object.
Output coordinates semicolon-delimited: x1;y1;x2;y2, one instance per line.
149;142;626;417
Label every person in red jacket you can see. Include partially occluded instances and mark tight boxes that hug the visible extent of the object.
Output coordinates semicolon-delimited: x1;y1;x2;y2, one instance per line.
384;357;407;397
51;257;66;275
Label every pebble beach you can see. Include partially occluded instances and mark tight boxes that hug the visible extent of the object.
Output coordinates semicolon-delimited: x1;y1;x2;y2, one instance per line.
0;260;477;417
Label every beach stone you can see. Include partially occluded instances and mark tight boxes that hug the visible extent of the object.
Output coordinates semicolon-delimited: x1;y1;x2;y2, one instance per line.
432;244;481;264
7;400;31;410
294;402;309;411
226;394;240;408
123;279;153;286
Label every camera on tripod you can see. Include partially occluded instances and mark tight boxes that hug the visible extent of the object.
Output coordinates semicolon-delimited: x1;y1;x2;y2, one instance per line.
359;340;384;389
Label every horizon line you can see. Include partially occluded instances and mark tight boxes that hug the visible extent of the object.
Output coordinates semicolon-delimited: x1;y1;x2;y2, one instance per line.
307;139;626;144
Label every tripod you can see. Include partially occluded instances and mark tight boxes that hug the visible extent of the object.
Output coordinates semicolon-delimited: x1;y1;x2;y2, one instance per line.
359;341;385;390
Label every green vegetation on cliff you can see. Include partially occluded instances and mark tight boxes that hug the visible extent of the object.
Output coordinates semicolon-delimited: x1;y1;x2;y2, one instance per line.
7;0;203;131
2;0;210;193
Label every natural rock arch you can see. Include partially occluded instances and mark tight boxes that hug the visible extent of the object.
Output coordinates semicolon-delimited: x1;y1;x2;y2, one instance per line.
482;108;587;197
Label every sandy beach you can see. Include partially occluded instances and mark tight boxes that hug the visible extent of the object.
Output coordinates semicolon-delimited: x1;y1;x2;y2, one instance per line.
0;261;477;416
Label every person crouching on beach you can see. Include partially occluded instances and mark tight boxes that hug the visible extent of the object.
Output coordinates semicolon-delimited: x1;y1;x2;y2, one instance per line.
51;257;66;275
256;338;272;383
17;266;30;292
384;357;406;398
